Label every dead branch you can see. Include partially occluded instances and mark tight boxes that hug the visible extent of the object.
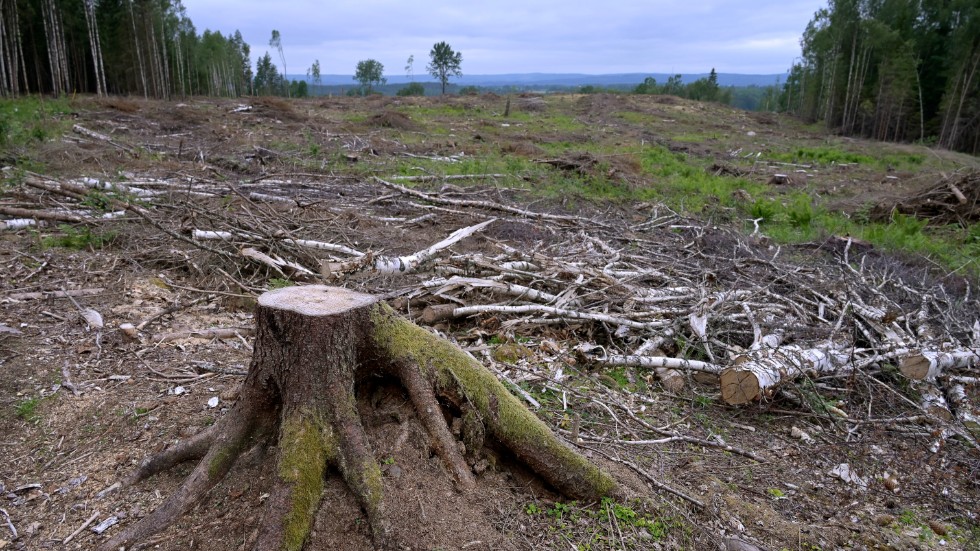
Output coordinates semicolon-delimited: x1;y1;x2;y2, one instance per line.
374;177;585;222
153;327;254;343
7;288;105;301
73;124;134;154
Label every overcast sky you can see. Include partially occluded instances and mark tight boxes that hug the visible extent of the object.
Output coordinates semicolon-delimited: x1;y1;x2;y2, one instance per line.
183;0;824;76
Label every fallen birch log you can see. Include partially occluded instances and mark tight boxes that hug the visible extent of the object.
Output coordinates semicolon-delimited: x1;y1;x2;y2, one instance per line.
947;384;980;437
1;218;36;230
387;174;508;182
0;206;84;223
194;229;366;258
73;124;134;154
241;247;315;277
153;327;254;343
577;347;722;374
374;177;583;222
919;384;953;420
324;219;496;275
424;303;671;330
720;341;851;405
900;348;980;380
8;288;105;301
423;276;563;304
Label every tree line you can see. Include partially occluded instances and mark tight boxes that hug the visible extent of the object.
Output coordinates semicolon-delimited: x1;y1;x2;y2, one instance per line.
0;0;251;98
782;0;979;154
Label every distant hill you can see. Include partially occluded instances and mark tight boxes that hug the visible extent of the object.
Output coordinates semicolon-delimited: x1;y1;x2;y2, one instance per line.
289;72;783;88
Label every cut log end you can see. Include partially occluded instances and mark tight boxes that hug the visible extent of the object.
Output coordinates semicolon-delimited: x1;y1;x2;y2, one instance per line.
720;368;761;405
259;284;378;316
900;355;929;380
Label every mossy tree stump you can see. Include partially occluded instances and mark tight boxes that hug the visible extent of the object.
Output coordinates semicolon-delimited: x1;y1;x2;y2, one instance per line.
101;285;619;551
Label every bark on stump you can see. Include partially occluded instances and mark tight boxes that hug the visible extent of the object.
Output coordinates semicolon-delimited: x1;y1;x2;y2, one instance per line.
101;285;619;551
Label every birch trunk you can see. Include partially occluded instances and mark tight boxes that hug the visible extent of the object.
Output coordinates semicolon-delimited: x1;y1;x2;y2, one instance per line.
720;341;851;405
900;348;980;380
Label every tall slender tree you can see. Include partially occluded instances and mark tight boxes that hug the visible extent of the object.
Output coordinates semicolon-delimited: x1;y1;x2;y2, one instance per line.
783;0;980;153
269;29;287;96
427;41;462;95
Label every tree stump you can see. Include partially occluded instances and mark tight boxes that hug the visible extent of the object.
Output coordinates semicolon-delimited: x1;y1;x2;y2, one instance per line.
101;285;619;551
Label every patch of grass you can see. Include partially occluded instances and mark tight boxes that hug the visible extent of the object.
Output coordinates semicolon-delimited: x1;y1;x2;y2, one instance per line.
15;396;42;422
525;498;672;548
771;146;873;166
41;225;116;250
267;278;295;289
0;96;73;151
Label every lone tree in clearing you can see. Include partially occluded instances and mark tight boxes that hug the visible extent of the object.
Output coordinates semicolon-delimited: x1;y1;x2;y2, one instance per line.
354;59;386;94
427;41;463;94
100;286;619;551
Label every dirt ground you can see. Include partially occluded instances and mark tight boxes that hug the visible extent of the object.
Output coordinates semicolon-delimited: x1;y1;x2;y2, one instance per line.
1;94;978;550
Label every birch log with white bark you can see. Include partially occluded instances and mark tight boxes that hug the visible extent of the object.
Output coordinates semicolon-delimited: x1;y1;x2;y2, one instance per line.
423;276;562;304
579;349;722;374
428;303;671;330
720;341;851;405
900;348;980;380
324;219;495;275
374;177;583;222
947;384;980;437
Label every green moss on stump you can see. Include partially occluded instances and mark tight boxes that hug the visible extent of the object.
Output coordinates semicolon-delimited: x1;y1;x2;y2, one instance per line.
279;412;335;551
370;303;617;498
208;446;237;479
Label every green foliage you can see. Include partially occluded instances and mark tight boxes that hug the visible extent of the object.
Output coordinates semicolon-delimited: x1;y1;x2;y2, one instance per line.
427;41;463;95
15;396;41;422
290;80;308;98
632;70;730;105
267;278;295;289
748;199;780;221
459;85;480;96
525;498;671;547
254;52;286;96
786;194;815;229
786;1;980;152
771;147;873;165
41;225;116;250
692;394;713;408
0;97;73;151
354;59;387;94
308;59;322;88
396;82;426;97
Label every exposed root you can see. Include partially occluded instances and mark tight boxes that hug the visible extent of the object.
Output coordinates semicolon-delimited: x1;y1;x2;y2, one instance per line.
103;385;270;550
398;359;476;490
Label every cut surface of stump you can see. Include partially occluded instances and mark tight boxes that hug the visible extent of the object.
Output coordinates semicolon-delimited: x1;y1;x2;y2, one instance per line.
100;285;619;551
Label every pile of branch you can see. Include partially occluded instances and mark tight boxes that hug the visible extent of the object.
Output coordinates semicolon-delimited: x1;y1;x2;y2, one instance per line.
3;170;978;442
872;169;980;225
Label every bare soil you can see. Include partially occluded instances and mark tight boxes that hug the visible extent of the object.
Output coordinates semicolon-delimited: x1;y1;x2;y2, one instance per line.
1;94;978;551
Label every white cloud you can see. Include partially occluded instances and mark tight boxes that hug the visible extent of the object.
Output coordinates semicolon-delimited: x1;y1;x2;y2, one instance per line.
182;0;822;75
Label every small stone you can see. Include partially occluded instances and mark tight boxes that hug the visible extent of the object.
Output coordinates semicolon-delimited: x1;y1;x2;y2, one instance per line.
875;514;895;526
219;387;240;402
179;425;202;437
119;323;137;338
386;465;403;479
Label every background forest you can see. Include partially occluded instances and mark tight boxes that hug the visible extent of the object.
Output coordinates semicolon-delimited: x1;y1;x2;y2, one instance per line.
0;0;978;154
